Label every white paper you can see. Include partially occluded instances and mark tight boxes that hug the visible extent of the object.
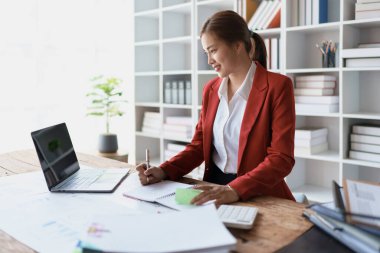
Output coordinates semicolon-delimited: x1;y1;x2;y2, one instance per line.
79;205;236;253
123;179;191;202
0;192;142;253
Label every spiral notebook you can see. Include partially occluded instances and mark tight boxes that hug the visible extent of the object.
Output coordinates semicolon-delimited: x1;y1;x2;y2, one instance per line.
123;180;197;211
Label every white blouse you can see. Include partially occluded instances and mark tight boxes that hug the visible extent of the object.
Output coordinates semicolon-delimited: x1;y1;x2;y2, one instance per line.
212;62;256;174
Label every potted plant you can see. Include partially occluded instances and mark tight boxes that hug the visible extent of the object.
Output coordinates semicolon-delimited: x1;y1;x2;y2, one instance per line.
86;75;126;153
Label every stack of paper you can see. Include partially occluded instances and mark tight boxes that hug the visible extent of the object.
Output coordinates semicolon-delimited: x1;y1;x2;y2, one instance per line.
163;116;193;140
77;205;237;253
141;111;162;135
349;124;380;163
294;75;339;114
355;0;380;20
295;127;328;155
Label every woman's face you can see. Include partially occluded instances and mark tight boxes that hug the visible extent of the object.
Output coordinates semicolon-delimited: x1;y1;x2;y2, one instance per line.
201;32;240;78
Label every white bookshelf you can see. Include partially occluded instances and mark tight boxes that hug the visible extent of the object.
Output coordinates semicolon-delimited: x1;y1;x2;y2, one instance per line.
132;0;238;179
247;0;380;203
133;0;380;201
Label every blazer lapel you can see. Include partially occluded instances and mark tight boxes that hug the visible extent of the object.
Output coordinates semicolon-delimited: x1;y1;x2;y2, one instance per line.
203;79;222;168
237;62;268;172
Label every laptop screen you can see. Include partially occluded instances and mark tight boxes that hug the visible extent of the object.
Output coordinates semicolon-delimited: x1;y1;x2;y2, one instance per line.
31;123;80;189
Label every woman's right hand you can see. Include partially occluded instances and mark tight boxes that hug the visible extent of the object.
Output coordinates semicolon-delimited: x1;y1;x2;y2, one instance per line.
135;163;167;185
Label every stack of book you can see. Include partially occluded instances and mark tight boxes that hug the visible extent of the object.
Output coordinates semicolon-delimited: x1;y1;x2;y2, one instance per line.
163;116;193;140
247;0;281;30
355;0;380;20
164;143;187;161
304;179;380;253
295;127;328;155
294;75;339;113
291;0;328;26
349;124;380;163
141;111;162;135
343;42;380;68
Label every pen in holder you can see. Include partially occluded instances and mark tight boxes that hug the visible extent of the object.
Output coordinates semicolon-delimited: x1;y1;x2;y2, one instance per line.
317;40;337;68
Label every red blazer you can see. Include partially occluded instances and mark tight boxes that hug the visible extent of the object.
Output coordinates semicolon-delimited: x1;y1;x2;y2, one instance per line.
160;62;296;201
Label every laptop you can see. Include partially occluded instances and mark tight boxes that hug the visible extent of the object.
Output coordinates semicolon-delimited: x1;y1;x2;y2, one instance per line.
31;123;129;193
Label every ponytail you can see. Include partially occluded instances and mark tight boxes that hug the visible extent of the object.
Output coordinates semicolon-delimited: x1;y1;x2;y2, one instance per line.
250;31;267;69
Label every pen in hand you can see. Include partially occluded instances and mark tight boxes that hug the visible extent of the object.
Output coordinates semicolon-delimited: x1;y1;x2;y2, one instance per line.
145;148;150;183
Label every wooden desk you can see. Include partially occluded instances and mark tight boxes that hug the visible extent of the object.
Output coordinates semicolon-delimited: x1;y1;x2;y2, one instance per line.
0;150;312;253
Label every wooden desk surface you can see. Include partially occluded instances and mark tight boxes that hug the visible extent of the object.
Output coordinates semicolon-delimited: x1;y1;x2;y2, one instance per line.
0;150;312;253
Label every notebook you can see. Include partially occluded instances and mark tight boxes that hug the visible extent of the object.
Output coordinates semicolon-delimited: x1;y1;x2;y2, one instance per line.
123;180;197;211
31;123;129;193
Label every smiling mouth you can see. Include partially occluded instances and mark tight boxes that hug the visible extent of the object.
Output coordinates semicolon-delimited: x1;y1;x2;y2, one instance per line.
213;65;221;72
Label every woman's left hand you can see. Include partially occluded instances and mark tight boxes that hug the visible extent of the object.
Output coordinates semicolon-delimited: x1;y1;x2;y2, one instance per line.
191;185;240;206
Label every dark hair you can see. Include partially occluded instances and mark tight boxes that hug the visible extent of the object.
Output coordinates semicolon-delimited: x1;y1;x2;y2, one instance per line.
200;10;267;69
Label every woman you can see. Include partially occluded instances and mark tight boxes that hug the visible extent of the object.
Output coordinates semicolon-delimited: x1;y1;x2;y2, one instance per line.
136;10;296;205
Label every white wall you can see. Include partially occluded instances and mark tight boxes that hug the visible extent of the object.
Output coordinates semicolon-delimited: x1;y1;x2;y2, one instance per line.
0;0;134;154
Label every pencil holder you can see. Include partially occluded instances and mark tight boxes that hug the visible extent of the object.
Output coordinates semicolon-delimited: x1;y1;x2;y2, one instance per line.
322;54;328;68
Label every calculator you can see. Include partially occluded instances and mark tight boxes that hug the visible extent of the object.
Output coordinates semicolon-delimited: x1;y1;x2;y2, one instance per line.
217;204;258;229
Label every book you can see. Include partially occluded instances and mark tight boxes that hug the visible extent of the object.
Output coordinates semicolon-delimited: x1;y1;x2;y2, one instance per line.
295;103;339;113
294;88;334;96
356;2;380;12
295;135;327;147
356;9;380;20
346;57;380;67
144;111;161;119
267;5;281;28
295;95;339;104
357;0;380;3
352;125;380;136
163;124;192;132
319;0;328;23
341;48;380;58
296;81;336;88
349;150;380;163
164;81;172;104
358;42;380;48
305;0;312;26
78;205;237;253
141;126;161;135
123;180;195;211
270;37;278;70
178;80;185;105
295;127;328;139
172;81;178;104
298;0;306;26
351;134;380;145
292;0;298;26
295;142;328;155
185;80;192;105
295;75;336;82
166;116;192;125
351;142;380;154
